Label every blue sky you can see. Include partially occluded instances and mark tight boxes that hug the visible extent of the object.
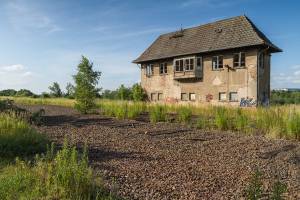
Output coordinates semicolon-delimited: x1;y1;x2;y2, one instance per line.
0;0;299;93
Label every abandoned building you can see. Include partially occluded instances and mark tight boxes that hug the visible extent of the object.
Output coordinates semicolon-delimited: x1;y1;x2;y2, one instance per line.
133;15;282;106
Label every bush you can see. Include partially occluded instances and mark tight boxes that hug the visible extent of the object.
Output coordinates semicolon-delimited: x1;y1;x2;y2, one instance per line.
215;107;230;130
0;113;49;158
0;141;115;200
132;83;146;101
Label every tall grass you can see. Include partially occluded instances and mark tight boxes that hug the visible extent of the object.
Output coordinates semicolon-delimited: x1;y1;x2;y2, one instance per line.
4;96;300;141
0;113;49;158
0;141;115;200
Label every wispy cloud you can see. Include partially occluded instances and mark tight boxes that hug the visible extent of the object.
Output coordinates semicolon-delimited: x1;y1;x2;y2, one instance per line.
272;66;300;85
5;1;62;34
0;64;38;88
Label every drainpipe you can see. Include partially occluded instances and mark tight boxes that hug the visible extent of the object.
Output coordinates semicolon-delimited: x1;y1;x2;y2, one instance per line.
257;45;270;106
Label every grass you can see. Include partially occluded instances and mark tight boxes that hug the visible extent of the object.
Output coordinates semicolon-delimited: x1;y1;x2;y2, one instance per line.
0;111;118;200
3;96;300;141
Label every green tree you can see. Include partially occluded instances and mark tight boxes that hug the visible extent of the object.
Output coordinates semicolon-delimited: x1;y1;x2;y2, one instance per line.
132;83;145;101
16;89;35;97
117;84;131;100
73;56;101;113
65;82;75;98
48;82;62;97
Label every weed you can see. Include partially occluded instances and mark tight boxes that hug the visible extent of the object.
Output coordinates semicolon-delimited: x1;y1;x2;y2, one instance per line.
245;169;263;200
149;105;167;123
176;106;193;124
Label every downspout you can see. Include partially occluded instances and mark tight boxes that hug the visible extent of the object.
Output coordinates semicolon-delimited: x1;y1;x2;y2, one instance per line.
257;45;270;106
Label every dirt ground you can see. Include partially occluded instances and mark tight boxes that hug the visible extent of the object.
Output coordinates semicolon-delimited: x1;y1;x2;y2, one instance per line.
24;105;300;200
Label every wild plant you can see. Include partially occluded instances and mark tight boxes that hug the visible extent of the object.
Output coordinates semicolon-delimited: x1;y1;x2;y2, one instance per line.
176;106;193;124
214;107;230;130
149;105;167;123
245;169;263;200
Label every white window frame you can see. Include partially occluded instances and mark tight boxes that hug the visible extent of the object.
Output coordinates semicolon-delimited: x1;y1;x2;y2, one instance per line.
174;56;196;72
212;55;224;70
146;64;154;76
229;92;238;102
233;52;246;68
159;63;168;74
189;93;196;101
219;92;226;101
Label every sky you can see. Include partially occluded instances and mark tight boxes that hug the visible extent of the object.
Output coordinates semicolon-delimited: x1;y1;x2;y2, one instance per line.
0;0;299;93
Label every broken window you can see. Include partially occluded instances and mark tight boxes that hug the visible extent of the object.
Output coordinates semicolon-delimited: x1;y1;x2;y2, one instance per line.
151;93;157;101
146;64;154;76
212;56;223;70
229;92;238;102
189;93;196;101
219;92;226;101
159;63;168;74
233;52;246;68
181;93;188;101
158;93;163;101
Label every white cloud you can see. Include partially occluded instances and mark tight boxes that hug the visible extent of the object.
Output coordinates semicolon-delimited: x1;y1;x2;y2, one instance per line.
0;64;37;89
6;1;62;34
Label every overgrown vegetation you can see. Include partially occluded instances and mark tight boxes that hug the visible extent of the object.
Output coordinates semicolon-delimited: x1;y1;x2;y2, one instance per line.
271;90;300;105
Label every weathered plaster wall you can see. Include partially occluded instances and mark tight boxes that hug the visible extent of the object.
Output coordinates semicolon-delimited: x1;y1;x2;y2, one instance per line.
141;49;260;106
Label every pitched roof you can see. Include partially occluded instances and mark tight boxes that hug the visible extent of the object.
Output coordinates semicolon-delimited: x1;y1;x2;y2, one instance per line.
133;15;282;63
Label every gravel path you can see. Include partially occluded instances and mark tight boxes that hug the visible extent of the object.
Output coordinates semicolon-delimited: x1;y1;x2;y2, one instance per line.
24;105;300;199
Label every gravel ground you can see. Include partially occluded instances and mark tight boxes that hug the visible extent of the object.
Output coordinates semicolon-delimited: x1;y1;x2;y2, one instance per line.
24;105;300;200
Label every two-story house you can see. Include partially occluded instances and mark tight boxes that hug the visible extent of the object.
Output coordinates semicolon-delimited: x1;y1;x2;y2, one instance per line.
133;15;282;106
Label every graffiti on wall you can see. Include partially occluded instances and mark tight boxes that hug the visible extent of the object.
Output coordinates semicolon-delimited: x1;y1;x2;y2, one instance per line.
240;97;257;107
205;94;213;102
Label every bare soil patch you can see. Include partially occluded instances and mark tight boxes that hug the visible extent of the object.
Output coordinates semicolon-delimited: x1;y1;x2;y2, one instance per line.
23;105;300;200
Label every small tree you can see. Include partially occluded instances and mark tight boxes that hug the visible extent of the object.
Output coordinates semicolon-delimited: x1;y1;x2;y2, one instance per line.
65;82;75;98
117;84;131;100
49;82;62;97
73;56;101;113
132;83;145;101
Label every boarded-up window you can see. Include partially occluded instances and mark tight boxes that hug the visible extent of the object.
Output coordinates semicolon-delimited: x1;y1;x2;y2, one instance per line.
158;93;163;101
219;92;226;101
229;92;238;102
233;52;245;68
151;93;157;101
212;56;223;70
181;93;188;101
189;93;196;101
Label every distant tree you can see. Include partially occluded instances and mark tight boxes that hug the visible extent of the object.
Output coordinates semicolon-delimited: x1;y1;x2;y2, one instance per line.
49;82;62;97
101;89;118;99
41;92;50;98
16;89;35;97
73;56;101;113
117;84;132;100
65;82;75;98
132;83;146;101
0;89;17;96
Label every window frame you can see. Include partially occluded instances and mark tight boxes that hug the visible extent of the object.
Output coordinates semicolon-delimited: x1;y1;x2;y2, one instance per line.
233;52;246;68
159;63;168;75
219;92;227;101
189;93;196;101
146;64;154;76
158;93;163;101
174;57;196;72
151;93;157;101
181;93;188;101
229;92;238;102
212;55;224;70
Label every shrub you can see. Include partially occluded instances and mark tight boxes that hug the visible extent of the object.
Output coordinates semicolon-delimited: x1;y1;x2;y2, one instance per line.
127;103;144;119
215;107;230;130
149;105;167;123
245;169;263;200
114;104;127;120
73;56;101;114
234;108;249;132
270;180;287;200
176;106;192;124
0;113;49;158
132;83;146;101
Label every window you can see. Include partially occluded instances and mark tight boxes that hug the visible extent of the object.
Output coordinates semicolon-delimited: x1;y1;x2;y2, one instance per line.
185;58;194;71
151;93;157;101
159;63;168;74
229;92;238;102
189;93;196;101
259;53;264;69
146;64;154;76
158;93;163;101
212;56;223;70
181;93;188;101
233;52;246;68
175;59;184;72
219;92;226;101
